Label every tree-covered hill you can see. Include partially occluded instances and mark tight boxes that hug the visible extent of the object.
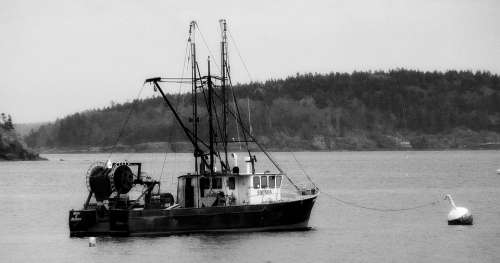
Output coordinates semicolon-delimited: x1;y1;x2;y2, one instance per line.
0;114;43;160
25;69;500;152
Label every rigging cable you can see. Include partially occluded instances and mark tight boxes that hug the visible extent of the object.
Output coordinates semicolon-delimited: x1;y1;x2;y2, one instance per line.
172;151;176;185
159;33;190;185
289;151;317;189
159;151;168;190
227;29;253;81
197;22;233;165
247;97;252;135
195;24;221;75
227;28;253;142
222;27;253;158
175;38;191;110
226;74;253;158
210;92;227;169
223;98;302;191
107;83;146;159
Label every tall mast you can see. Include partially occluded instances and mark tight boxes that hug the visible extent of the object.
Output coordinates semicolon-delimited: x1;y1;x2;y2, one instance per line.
207;57;215;175
219;19;229;171
189;21;199;173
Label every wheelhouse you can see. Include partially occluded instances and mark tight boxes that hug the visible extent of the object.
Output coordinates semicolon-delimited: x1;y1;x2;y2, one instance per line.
177;172;284;208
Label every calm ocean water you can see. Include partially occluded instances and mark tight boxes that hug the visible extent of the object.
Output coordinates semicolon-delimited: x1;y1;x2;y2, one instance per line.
1;151;499;262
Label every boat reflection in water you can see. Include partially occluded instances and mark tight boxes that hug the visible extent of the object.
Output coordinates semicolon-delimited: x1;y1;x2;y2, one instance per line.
69;20;319;237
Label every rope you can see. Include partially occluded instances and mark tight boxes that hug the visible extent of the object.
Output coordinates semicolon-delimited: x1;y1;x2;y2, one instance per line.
226;28;253;147
196;24;221;74
290;151;317;188
157;35;190;190
107;83;146;159
176;38;190;104
290;152;439;212
322;191;440;212
159;151;168;184
172;152;176;185
228;29;253;81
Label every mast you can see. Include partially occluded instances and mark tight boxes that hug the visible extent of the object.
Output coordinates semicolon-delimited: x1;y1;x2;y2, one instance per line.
207;57;215;175
219;19;229;171
189;21;199;173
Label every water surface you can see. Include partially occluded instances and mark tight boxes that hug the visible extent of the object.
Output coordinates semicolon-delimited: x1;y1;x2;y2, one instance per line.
1;151;499;262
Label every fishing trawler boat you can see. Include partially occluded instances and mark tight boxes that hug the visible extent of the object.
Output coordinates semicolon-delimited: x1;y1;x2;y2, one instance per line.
69;20;319;237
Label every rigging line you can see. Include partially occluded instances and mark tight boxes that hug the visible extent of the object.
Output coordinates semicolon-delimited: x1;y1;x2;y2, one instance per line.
224;80;289;190
211;89;236;150
234;103;242;150
210;80;242;149
175;38;191;110
197;83;226;167
157;77;193;80
150;152;154;182
247;97;252;135
322;191;440;212
155;37;189;186
223;81;297;188
160;81;192;84
209;85;224;140
161;36;190;183
227;29;253;138
227;29;253;81
159;150;168;186
195;24;221;75
221;79;299;189
209;90;226;168
172;151;176;185
289;151;317;189
230;85;242;150
226;74;253;159
107;83;146;159
228;67;299;190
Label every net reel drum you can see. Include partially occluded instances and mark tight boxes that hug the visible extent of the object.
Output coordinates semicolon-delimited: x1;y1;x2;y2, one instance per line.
112;164;135;194
86;161;112;201
86;162;136;201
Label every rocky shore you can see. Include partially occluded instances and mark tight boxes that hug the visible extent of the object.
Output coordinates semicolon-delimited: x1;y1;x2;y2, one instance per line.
0;128;44;161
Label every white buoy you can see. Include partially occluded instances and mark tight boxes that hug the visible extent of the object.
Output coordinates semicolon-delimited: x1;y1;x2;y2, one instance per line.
444;194;473;225
89;237;96;247
496;168;500;174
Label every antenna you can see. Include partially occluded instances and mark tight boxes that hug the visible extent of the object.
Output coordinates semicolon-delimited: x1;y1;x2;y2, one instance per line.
189;20;200;173
207;56;215;175
219;19;229;171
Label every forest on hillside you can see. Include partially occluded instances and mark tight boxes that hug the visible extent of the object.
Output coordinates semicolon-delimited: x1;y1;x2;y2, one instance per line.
25;69;500;151
0;114;42;160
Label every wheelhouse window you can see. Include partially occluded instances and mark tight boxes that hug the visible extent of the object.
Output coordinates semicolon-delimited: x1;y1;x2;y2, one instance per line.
227;177;235;190
200;177;210;197
252;176;260;188
212;177;222;189
261;176;268;188
269;176;276;188
276;176;282;188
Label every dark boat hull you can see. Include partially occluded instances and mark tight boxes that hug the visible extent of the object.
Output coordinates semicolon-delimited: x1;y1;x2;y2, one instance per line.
448;214;473;225
69;194;317;237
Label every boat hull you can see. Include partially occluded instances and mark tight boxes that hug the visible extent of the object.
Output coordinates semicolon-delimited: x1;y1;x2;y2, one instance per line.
69;194;318;237
447;214;473;225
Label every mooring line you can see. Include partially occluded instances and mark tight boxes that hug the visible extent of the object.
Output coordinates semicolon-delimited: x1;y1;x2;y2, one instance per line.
290;153;440;212
322;191;440;212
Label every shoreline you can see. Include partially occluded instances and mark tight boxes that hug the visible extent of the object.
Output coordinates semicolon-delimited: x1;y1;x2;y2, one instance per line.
36;146;500;155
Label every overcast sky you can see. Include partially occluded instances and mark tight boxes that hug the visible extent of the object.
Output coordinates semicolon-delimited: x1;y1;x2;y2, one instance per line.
1;0;499;123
